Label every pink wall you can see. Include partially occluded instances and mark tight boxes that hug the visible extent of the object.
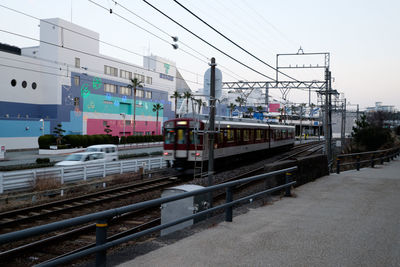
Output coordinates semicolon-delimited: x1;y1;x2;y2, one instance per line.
86;119;162;136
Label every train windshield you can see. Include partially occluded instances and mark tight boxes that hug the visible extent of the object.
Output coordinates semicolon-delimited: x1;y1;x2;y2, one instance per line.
189;130;200;145
164;129;175;144
177;129;186;144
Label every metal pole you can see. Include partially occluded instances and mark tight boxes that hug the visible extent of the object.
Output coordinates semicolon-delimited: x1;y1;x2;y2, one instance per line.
95;220;108;267
324;68;330;162
207;57;216;207
328;70;332;165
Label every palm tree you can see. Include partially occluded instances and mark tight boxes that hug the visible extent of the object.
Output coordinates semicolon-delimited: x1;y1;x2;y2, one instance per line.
194;98;205;114
128;78;143;135
183;91;193;113
247;107;254;118
170;91;181;118
235;96;245;108
228;103;236;117
152;103;163;135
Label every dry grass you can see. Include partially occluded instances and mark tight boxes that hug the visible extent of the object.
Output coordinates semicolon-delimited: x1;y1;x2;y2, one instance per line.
32;175;61;191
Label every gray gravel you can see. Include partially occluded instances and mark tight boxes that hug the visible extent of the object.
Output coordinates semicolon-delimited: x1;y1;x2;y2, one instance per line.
117;159;400;267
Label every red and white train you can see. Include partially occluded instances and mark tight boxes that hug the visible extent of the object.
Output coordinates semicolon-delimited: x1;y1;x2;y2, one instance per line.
163;115;295;171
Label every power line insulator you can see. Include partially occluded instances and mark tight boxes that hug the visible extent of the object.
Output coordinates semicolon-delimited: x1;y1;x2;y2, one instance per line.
172;44;179;50
172;36;179;42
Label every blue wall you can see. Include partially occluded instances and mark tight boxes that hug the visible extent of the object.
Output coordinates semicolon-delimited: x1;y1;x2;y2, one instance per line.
0;119;50;137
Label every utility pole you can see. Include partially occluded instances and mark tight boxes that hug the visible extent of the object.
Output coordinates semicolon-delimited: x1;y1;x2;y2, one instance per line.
207;57;216;207
340;98;346;153
324;68;332;164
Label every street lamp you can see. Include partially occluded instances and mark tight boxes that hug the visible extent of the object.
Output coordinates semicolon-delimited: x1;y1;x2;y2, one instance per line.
39;119;44;136
120;113;126;137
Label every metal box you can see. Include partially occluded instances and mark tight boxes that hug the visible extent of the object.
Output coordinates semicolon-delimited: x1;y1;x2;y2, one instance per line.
161;184;207;236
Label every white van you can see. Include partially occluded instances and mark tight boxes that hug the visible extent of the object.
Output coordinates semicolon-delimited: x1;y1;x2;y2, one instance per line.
86;144;118;161
56;152;106;166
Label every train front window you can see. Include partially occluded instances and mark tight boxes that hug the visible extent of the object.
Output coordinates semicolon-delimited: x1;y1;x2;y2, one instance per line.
177;129;186;144
164;129;175;144
189;130;200;145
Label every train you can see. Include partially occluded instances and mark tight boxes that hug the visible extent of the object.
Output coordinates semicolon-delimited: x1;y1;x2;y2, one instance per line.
163;115;295;172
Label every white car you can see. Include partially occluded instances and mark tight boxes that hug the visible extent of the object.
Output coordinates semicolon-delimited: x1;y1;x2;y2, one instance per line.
55;152;106;166
86;144;118;161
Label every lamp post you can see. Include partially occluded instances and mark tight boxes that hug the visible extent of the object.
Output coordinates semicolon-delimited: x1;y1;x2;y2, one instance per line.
120;113;126;137
39;119;44;136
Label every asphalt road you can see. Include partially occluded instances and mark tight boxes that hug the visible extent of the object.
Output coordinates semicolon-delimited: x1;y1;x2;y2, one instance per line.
0;145;163;166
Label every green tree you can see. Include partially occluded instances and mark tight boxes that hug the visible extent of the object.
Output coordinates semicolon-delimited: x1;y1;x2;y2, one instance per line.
256;106;264;113
235;96;245;108
247;107;254;118
194;98;205;114
53;123;66;145
152;103;163;135
228;103;236;117
183;91;193;113
170;91;181;118
352;114;394;151
128;78;143;134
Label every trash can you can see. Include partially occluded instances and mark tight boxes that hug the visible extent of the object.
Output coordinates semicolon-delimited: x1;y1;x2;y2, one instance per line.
161;184;208;236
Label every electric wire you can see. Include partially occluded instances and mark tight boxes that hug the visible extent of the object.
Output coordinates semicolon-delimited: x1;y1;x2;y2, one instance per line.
96;0;248;82
0;3;205;79
0;28;203;86
172;0;300;82
141;0;276;81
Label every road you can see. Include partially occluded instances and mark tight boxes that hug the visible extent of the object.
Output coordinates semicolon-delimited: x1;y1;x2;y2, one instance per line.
0;145;163;166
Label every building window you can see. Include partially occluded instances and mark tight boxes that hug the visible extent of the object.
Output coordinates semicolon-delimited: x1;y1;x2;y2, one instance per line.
146;76;152;85
145;91;152;99
74;76;80;86
104;65;118;76
75;57;80;68
103;120;108;126
136;89;144;98
120;86;132;95
125;120;131;125
74;97;80;107
134;73;145;82
11;79;16;87
104;83;117;93
32;82;37;90
22;81;27;88
120;69;132;80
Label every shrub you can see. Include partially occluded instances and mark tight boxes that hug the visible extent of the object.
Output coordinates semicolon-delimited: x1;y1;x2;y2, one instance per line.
36;158;50;164
112;135;120;145
120;136;127;144
38;135;56;149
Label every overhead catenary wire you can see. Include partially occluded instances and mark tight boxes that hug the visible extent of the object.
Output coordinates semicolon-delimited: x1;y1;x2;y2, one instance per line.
0;3;206;80
172;0;300;82
141;0;276;81
0;28;203;86
95;0;249;82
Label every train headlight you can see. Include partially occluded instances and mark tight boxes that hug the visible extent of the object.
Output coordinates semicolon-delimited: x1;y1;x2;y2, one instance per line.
195;152;200;157
163;152;170;156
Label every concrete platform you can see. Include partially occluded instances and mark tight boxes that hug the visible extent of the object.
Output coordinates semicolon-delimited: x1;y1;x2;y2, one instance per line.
116;158;400;267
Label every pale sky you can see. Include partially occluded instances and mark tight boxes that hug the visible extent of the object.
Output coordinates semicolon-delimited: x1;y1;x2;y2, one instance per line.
1;0;399;111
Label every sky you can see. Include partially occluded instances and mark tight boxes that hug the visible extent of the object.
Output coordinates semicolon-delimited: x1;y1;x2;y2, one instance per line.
1;0;399;111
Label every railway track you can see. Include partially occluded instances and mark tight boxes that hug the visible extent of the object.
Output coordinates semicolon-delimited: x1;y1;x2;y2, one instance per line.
0;142;323;266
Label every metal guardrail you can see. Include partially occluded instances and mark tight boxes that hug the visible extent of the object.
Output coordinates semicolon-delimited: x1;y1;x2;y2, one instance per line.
335;147;400;174
0;166;297;267
0;157;167;194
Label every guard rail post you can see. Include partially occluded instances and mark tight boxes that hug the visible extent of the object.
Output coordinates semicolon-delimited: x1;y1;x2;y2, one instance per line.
386;152;390;162
336;158;341;174
381;153;384;164
0;172;3;194
285;172;292;197
371;154;375;168
95;219;108;267
225;186;233;222
356;156;360;171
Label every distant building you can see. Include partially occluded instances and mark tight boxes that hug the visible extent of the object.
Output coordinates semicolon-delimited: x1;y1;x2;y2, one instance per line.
0;18;188;149
366;102;396;113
